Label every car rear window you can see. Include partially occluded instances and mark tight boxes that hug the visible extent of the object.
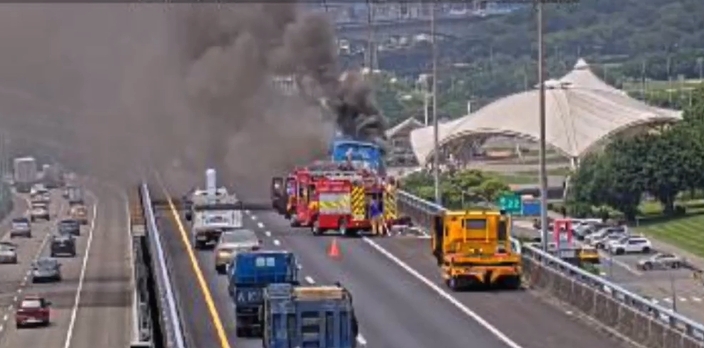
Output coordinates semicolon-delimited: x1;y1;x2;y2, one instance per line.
21;299;42;309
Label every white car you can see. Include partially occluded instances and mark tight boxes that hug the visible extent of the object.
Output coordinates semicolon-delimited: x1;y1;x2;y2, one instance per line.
30;207;50;222
0;242;18;264
607;236;652;255
585;226;626;245
588;227;627;248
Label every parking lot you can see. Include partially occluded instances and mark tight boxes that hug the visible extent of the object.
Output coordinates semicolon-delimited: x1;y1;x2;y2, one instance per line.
513;221;704;322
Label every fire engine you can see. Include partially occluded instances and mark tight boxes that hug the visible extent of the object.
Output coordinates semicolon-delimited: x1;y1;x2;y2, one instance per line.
271;162;398;237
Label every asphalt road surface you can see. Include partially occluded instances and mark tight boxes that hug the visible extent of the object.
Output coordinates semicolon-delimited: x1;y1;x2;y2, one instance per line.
155;177;516;348
0;184;132;348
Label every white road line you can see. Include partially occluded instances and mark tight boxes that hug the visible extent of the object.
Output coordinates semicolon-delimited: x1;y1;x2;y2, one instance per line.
17;289;22;294
2;314;7;322
257;222;264;229
251;215;258;221
5;305;11;311
273;239;281;246
693;297;702;302
0;324;4;333
357;334;367;346
12;296;17;302
664;298;673;303
245;210;251;215
680;297;688;302
304;276;315;284
264;231;271;237
361;237;523;348
63;199;99;348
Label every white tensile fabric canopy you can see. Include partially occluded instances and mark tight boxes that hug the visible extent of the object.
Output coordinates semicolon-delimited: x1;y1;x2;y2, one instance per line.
410;59;682;166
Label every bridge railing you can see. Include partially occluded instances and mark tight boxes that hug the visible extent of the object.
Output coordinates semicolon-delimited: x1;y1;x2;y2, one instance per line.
140;183;187;348
396;189;704;348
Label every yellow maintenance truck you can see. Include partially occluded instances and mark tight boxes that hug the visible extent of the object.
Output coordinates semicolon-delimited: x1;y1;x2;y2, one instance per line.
431;210;522;291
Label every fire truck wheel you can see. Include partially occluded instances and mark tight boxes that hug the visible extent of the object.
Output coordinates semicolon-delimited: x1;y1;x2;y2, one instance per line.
312;220;322;235
339;220;351;237
290;219;300;227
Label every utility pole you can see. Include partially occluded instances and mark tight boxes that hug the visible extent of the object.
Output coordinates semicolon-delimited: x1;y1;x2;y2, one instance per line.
667;56;673;105
365;0;375;72
640;60;647;101
537;0;549;251
697;57;703;81
431;2;440;205
424;77;430;126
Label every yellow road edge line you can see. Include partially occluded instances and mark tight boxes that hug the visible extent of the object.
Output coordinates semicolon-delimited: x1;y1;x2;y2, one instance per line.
156;179;232;348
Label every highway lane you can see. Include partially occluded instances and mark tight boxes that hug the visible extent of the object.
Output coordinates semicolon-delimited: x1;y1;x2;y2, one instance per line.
254;210;517;348
365;236;629;348
0;185;132;348
64;184;132;348
254;213;627;348
156;177;514;348
0;191;62;333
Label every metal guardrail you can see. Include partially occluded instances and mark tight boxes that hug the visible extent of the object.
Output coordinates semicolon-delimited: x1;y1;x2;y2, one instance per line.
140;184;187;348
131;231;153;345
396;189;704;348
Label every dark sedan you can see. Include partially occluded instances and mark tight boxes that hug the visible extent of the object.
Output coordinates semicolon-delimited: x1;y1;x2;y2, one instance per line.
31;258;62;283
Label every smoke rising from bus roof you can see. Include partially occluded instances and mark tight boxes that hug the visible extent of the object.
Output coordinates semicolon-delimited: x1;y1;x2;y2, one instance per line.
0;4;387;196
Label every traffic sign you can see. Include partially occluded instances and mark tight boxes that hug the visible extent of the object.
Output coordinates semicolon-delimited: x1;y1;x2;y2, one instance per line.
497;193;522;214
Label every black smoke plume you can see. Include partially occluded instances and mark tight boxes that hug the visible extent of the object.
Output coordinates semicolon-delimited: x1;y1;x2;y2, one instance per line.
0;3;388;197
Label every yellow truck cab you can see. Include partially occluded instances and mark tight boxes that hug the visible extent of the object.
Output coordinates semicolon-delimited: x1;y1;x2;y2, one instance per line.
431;210;521;291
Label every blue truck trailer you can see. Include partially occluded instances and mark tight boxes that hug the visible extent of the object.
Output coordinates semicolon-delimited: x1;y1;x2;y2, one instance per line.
228;250;299;337
262;283;358;348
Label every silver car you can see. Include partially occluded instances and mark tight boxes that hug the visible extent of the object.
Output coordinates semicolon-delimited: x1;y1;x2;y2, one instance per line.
10;217;32;238
0;242;18;264
637;253;683;270
214;229;260;274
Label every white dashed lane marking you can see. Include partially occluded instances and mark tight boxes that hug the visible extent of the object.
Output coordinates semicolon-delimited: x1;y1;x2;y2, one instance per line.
264;231;271;237
304;276;315;284
257;222;264;229
273;239;281;246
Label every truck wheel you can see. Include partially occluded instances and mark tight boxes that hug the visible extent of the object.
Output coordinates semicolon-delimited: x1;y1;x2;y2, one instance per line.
312;220;322;236
447;277;459;291
235;327;245;337
339;220;350;237
290;219;300;227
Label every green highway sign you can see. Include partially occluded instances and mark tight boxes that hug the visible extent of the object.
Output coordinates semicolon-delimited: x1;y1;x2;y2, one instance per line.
498;193;522;214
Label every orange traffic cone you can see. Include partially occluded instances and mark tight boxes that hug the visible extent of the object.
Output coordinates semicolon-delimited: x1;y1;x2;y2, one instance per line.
328;237;341;259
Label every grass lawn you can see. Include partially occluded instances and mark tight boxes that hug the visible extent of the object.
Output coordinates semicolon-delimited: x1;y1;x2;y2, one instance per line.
490;167;571;184
636;214;704;258
621;79;702;92
634;200;704;258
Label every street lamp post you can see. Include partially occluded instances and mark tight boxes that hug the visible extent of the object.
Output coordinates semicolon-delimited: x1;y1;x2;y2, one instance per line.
431;3;441;205
537;0;549;251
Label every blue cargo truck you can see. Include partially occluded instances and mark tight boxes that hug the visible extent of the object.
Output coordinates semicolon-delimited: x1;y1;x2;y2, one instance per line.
228;250;299;337
262;283;358;348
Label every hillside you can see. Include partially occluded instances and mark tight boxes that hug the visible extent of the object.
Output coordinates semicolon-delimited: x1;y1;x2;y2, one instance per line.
370;0;704;125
